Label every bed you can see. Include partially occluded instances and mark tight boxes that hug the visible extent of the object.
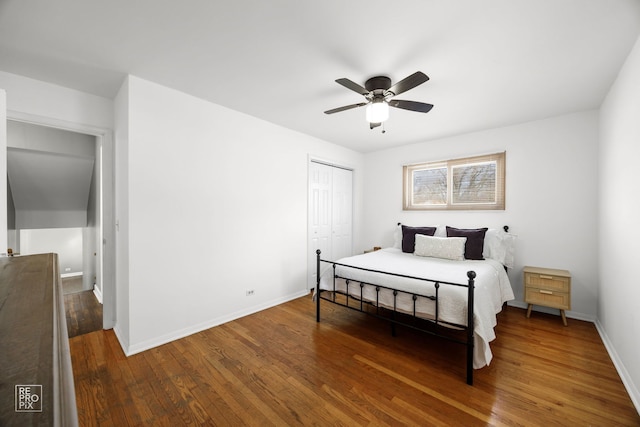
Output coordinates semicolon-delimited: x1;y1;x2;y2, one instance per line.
314;224;515;385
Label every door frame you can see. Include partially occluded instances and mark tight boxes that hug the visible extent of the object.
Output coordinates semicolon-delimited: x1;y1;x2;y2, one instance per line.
6;110;116;329
307;156;355;290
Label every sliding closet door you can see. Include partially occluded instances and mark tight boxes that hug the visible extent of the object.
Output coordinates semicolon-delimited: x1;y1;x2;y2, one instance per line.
308;161;353;289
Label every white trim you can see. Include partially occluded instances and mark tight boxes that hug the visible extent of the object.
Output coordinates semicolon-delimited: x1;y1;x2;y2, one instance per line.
7;110;108;136
308;154;355;172
310;158;354;171
595;319;640;414
61;272;83;278
112;324;129;353
93;284;103;305
119;290;310;357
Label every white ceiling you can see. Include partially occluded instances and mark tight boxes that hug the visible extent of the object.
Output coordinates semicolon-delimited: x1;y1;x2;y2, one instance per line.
7;148;95;212
6;121;96;222
1;0;639;153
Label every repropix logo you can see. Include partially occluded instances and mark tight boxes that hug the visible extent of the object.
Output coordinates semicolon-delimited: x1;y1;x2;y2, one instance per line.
15;385;43;412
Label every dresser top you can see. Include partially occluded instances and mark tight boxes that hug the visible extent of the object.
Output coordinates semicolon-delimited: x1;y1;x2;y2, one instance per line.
523;265;571;277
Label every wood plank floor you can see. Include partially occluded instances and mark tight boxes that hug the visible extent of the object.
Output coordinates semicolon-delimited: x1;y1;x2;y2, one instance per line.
69;295;640;426
64;290;103;338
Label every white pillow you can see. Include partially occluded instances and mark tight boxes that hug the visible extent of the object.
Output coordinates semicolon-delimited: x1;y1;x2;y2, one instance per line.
414;234;467;261
483;228;517;268
393;224;402;249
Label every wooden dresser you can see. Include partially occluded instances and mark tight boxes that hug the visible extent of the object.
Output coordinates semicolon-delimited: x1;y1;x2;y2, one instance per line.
0;254;78;426
523;265;571;326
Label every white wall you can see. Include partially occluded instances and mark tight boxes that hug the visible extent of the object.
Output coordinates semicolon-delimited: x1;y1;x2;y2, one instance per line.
114;75;364;354
114;77;130;349
20;227;83;274
0;71;113;130
599;34;640;409
363;110;599;318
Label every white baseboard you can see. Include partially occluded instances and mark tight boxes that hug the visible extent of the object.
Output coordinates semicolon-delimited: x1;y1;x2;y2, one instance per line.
120;289;311;357
61;272;83;278
594;319;640;414
93;284;103;304
113;324;129;354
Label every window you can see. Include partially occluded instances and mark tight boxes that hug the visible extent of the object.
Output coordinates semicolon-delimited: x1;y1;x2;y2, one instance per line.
403;152;505;210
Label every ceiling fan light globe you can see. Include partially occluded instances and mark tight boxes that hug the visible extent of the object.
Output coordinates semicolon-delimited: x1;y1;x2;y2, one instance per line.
366;102;389;123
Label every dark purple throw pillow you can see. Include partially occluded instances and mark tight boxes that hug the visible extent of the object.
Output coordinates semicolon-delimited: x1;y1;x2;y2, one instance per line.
446;226;488;260
401;225;437;253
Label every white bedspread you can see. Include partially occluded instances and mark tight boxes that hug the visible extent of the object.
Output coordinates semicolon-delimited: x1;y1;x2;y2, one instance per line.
318;248;514;368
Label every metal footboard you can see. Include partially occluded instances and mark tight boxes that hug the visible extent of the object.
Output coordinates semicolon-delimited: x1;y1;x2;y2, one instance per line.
315;249;476;385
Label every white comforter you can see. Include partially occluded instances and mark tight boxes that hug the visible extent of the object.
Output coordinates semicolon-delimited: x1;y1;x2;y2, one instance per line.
318;248;514;368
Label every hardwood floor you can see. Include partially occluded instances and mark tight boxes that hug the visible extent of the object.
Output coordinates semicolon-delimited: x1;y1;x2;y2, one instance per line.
69;295;639;426
64;290;103;338
62;275;84;295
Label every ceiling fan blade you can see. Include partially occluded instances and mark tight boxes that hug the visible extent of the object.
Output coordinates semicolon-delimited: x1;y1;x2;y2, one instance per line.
369;122;381;129
335;78;369;95
388;72;429;96
388;99;434;113
324;102;368;114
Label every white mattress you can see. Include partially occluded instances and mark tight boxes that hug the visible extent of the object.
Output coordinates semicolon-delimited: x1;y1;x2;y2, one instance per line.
318;248;514;368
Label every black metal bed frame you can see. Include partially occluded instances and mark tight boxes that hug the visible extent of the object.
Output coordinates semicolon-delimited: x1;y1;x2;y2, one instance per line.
315;249;477;385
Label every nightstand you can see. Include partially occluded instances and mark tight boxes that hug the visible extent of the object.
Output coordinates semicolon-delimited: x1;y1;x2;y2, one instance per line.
523;266;571;326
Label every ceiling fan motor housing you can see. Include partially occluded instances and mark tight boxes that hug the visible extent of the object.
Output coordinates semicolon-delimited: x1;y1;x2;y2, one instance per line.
365;76;392;92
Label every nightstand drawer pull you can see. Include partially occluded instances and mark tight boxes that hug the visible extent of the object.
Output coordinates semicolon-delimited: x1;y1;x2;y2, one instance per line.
539;290;553;295
539;275;554;280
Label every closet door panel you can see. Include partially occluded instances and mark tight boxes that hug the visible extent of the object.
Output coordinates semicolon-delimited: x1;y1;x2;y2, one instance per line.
308;162;332;287
331;166;353;262
307;162;353;289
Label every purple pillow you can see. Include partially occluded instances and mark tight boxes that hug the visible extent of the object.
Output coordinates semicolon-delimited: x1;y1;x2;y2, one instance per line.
401;225;437;253
446;226;488;260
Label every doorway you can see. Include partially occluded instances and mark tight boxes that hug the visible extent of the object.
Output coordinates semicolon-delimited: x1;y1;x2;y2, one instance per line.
307;159;353;289
5;114;115;332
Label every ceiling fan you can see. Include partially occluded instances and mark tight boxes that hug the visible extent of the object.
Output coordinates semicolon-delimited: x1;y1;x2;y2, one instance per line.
324;71;434;130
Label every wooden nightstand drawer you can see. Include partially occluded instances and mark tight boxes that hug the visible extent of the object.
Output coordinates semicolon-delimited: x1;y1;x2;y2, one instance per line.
525;287;570;309
525;273;569;292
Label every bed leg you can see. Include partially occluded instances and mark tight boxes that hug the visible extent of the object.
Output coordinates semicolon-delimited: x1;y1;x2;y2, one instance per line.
316;250;321;323
466;271;476;386
391;290;398;337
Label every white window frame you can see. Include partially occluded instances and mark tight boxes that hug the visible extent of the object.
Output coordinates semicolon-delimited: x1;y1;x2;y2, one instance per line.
403;152;506;210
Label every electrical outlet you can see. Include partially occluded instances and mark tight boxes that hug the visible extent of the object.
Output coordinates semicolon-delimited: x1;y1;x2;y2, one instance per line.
65;267;71;272
246;289;255;296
